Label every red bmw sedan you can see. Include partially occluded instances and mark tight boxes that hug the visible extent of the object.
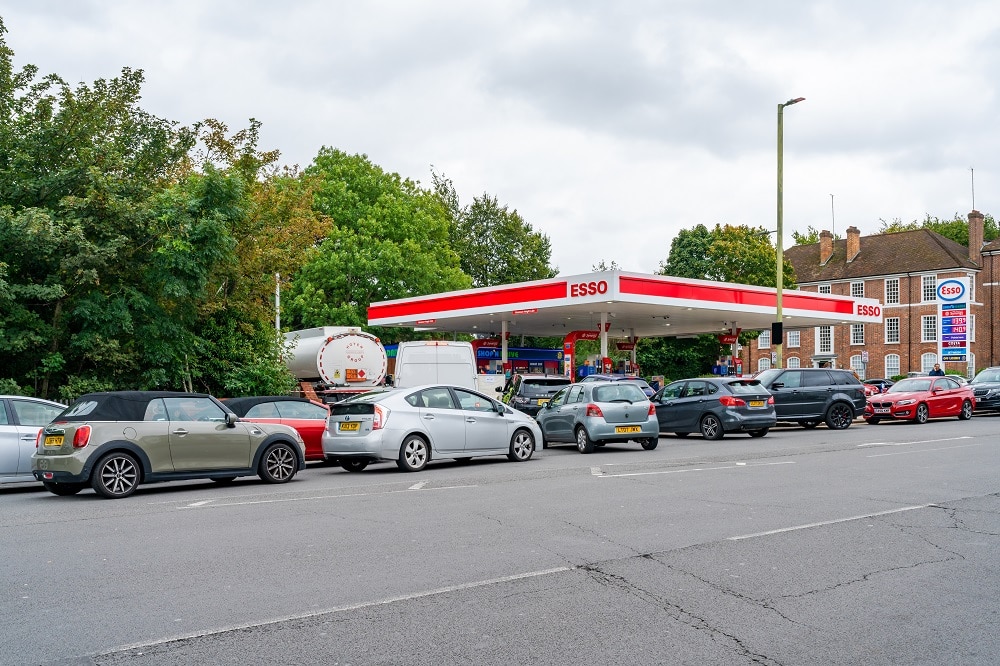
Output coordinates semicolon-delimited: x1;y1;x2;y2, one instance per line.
864;376;975;425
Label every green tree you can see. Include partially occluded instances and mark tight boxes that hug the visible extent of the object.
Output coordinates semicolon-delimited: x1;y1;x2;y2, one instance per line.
792;225;841;245
878;213;999;246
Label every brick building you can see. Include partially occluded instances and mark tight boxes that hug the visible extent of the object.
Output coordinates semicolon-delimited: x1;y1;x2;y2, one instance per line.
742;210;1000;379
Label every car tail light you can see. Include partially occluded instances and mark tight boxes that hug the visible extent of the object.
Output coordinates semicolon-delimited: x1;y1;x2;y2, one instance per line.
35;430;43;448
647;403;656;416
73;425;91;448
718;395;746;407
585;404;603;418
372;405;389;430
767;396;774;405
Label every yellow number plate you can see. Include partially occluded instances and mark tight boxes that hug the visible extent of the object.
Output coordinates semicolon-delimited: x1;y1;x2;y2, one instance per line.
615;426;641;434
536;399;548;405
749;400;765;408
44;435;64;447
338;422;361;432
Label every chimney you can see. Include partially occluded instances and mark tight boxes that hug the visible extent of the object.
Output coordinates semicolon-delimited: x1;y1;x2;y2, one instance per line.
846;226;861;262
969;209;985;265
820;230;833;264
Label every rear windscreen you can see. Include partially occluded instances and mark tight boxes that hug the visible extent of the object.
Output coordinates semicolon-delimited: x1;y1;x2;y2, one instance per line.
726;381;764;395
522;380;571;395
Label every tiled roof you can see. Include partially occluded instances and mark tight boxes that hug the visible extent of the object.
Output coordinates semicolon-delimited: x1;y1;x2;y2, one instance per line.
983;237;1000;253
785;229;979;284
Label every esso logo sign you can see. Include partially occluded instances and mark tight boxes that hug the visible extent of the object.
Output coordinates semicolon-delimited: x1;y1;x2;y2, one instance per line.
937;279;966;301
856;303;881;318
570;280;608;297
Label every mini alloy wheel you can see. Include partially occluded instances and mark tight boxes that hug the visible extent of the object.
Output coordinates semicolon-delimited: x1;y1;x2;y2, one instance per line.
259;443;298;483
91;452;141;499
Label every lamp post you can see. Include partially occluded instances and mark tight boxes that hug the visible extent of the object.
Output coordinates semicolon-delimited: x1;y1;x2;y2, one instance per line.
775;96;805;370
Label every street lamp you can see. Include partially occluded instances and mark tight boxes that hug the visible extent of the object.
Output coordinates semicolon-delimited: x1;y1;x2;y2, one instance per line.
775;96;805;370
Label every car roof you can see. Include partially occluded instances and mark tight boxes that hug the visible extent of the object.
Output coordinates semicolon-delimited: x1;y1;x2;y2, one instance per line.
59;391;215;422
223;395;318;416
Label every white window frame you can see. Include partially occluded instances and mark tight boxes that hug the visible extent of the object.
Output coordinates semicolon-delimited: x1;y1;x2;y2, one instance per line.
817;326;833;354
786;357;801;368
757;358;772;372
787;330;800;348
921;315;937;343
969;314;976;342
851;281;864;298
818;284;832;294
921;352;937;373
758;330;771;349
850;355;865;380
885;353;900;378
885;317;900;344
884;278;900;305
922;275;937;302
851;324;865;345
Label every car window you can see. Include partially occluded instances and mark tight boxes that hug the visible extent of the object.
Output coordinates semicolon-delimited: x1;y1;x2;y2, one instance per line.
683;381;708;397
972;369;1000;383
454;388;495;412
935;378;959;390
774;371;800;388
143;399;168;421
10;399;63;427
594;384;645;402
831;371;861;386
567;385;584;403
246;402;281;418
164;397;226;422
802;371;833;387
659;382;684;400
726;380;763;395
520;379;571;395
276;401;327;419
419;388;456;409
0;401;9;425
549;388;568;407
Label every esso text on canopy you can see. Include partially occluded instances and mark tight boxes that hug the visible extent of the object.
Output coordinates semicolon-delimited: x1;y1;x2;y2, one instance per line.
856;303;881;318
570;280;608;297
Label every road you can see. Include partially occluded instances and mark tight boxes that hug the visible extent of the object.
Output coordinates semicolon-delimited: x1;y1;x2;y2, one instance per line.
2;415;998;665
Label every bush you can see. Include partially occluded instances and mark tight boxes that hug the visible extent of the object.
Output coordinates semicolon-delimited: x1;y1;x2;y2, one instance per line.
0;378;24;395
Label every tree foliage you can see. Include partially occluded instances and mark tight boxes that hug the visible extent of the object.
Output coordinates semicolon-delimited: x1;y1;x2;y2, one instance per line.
792;225;841;245
877;213;999;246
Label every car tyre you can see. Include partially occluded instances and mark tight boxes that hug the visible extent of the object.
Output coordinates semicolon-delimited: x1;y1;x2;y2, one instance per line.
341;460;369;472
747;429;768;438
914;403;929;424
42;481;86;496
700;414;724;440
575;427;595;454
640;437;658;450
259;442;298;483
958;400;973;420
825;403;854;430
801;421;819;429
91;452;141;499
397;435;429;472
507;429;535;462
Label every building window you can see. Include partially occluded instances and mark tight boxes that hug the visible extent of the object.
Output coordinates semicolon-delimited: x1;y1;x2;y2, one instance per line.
851;281;864;298
885;354;900;378
969;314;976;342
921;352;937;373
786;357;800;368
968;352;975;378
851;324;865;345
817;326;832;354
850;355;865;380
885;278;900;305
922;275;937;302
787;330;800;348
885;317;900;344
758;329;771;348
921;315;937;342
758;358;772;372
819;284;831;294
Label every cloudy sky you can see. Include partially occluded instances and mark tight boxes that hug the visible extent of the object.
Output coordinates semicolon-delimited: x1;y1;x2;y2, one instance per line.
4;1;998;276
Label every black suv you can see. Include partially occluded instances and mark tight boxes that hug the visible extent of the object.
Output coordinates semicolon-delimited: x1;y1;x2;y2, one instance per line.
969;367;1000;412
499;374;572;416
753;368;866;429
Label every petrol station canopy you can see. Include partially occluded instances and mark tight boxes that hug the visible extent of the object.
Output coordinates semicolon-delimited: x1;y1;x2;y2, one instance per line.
367;271;883;340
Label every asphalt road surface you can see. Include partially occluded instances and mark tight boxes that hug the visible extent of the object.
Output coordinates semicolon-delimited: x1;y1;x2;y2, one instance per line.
3;415;998;665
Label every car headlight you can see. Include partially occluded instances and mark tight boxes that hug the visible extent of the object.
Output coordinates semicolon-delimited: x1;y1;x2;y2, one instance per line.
896;399;916;406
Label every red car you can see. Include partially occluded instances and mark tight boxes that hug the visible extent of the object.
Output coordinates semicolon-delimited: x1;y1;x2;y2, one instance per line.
224;396;330;461
864;376;975;425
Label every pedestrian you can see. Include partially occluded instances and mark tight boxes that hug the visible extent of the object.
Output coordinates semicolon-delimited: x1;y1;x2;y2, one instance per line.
929;363;945;376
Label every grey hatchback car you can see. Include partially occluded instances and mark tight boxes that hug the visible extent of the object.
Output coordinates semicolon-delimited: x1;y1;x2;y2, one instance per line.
651;377;776;440
32;391;307;498
536;381;659;453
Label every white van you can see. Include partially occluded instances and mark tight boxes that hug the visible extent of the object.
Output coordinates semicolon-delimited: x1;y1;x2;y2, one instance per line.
393;341;477;390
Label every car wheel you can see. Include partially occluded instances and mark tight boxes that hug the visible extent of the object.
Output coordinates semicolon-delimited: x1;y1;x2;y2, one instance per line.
341;460;369;472
825;403;854;430
640;437;658;450
748;429;768;438
42;481;86;496
801;420;819;429
866;418;881;425
958;400;973;420
211;477;237;484
259;442;298;483
575;427;595;454
914;403;929;424
674;432;690;438
91;452;141;499
700;414;724;440
507;428;535;462
397;435;429;472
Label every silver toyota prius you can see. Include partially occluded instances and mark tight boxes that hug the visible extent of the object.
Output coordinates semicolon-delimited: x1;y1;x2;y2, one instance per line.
322;384;541;472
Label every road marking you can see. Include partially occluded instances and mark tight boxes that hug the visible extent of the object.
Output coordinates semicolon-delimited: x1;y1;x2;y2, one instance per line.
866;443;984;458
590;466;602;476
185;500;215;507
409;481;428;490
599;460;795;478
857;436;973;448
176;484;477;509
728;504;934;540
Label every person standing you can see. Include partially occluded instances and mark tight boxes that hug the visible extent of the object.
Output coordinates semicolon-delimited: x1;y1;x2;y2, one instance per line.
929;363;945;376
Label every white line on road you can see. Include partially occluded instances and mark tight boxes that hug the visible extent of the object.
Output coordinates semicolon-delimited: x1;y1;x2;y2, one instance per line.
590;466;602;476
409;481;428;490
728;504;934;541
599;460;795;478
857;436;973;448
176;484;477;509
866;443;985;458
185;500;214;507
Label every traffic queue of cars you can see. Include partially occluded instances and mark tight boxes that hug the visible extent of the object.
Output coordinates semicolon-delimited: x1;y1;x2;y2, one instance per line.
5;366;996;499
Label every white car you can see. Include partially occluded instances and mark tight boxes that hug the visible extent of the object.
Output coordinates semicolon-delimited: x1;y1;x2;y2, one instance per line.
322;384;541;472
1;395;66;484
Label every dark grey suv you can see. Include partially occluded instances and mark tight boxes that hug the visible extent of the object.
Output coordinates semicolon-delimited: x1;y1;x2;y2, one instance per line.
969;367;1000;412
753;368;866;429
499;374;572;417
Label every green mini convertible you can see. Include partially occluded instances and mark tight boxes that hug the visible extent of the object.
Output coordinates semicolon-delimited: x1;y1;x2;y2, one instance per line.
32;391;307;499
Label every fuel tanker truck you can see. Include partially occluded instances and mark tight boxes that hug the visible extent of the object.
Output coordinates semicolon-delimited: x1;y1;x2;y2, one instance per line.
283;327;388;402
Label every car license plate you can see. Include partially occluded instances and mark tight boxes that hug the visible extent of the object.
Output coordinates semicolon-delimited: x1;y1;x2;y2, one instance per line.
338;422;361;432
537;399;548;405
615;426;641;434
44;435;63;447
874;408;890;414
748;400;765;408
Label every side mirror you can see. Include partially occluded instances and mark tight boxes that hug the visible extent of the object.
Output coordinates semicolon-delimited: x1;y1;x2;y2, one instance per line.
495;386;503;393
495;402;506;414
224;412;238;428
771;382;784;390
